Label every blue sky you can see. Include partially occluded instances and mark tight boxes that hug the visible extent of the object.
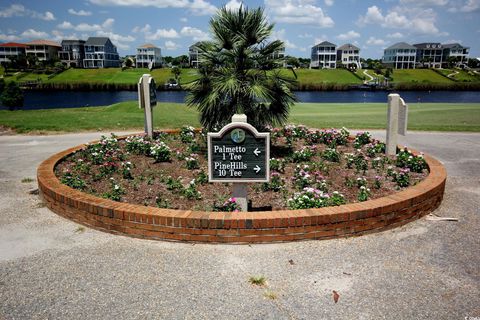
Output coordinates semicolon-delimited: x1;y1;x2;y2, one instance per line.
0;0;479;59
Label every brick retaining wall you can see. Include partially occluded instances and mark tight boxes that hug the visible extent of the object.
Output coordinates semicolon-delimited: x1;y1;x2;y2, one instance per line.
37;135;446;243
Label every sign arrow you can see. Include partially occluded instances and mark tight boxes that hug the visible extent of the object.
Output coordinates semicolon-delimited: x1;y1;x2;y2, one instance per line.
253;148;261;156
254;165;261;173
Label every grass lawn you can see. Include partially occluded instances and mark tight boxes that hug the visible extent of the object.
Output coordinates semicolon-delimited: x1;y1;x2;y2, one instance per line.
391;69;454;83
291;69;362;85
1;102;479;133
46;67;199;86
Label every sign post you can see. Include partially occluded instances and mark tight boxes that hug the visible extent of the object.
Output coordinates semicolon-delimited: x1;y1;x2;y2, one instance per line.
386;93;408;155
138;74;157;138
207;114;270;211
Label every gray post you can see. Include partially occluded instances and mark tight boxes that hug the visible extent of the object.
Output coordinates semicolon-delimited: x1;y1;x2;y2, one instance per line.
231;114;248;212
138;74;154;138
386;93;408;155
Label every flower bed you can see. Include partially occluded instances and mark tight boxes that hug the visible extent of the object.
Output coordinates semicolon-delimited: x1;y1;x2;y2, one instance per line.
37;126;446;243
54;126;428;211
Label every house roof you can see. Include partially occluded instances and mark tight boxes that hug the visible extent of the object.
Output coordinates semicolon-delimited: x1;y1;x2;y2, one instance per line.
61;39;86;45
443;43;469;49
189;41;204;49
337;43;360;51
385;42;416;50
313;41;336;47
25;39;61;47
413;42;442;49
0;42;28;48
138;43;159;49
85;37;111;46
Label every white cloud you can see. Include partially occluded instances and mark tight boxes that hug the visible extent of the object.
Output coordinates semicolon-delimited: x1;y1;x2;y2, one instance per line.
88;0;217;16
324;0;334;6
21;29;49;39
0;4;25;18
387;32;404;39
180;17;188;22
132;24;151;33
445;39;462;44
51;30;83;42
57;21;74;29
0;4;55;20
180;26;209;41
164;40;180;50
225;0;242;10
271;29;299;49
265;0;334;27
366;36;386;46
313;35;328;45
62;18;115;32
30;11;55;21
459;0;480;12
357;5;444;35
336;30;360;40
400;0;448;5
0;33;20;41
145;28;179;40
298;33;312;38
97;31;135;42
68;8;93;16
357;6;384;25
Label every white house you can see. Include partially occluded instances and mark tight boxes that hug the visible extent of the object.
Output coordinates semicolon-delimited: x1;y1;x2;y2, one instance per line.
382;42;417;69
310;41;337;69
136;43;162;69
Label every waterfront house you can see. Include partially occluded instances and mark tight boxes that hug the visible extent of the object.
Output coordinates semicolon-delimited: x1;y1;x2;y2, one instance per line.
413;43;443;68
310;41;337;69
188;42;201;68
83;37;120;68
136;43;162;69
382;42;417;69
59;39;85;68
25;39;61;62
0;42;28;64
336;43;361;69
442;43;469;67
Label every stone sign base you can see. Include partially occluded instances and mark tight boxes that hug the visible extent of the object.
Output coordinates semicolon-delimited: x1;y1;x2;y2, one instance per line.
37;134;446;244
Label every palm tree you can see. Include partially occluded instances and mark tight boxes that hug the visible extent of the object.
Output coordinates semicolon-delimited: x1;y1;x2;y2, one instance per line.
185;5;297;130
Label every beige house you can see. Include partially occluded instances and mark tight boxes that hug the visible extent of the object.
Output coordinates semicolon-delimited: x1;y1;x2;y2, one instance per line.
25;39;61;62
336;43;361;69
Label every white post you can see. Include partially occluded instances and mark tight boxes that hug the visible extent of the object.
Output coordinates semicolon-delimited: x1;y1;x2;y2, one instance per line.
231;114;248;212
386;94;408;155
386;93;400;156
138;74;154;138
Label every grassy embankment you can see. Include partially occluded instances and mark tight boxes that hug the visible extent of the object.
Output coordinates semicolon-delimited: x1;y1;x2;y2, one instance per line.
1;102;479;133
5;67;479;90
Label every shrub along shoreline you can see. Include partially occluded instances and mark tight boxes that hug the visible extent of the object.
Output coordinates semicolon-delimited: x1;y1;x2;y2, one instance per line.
30;81;480;92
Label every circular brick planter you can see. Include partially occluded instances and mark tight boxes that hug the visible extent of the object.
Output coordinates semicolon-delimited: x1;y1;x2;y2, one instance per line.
38;134;446;243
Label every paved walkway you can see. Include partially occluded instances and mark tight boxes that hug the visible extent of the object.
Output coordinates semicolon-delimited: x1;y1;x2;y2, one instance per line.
0;131;479;319
362;69;374;82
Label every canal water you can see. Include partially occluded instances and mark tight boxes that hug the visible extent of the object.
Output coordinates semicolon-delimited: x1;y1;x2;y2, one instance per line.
3;90;480;110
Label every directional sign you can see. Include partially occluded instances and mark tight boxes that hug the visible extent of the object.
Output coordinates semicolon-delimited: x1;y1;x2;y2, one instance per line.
208;122;270;183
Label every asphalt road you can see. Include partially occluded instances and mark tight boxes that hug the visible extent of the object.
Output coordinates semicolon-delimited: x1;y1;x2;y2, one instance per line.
0;130;479;320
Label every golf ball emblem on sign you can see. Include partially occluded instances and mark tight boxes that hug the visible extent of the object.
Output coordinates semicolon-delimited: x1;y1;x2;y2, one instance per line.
230;128;246;144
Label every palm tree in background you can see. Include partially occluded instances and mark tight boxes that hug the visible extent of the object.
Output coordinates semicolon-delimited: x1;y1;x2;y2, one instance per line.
185;5;297;130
